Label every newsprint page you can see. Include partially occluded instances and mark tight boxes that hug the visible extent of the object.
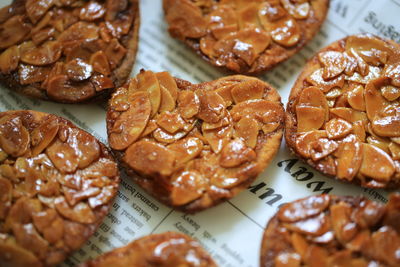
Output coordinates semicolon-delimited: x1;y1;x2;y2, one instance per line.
0;0;399;266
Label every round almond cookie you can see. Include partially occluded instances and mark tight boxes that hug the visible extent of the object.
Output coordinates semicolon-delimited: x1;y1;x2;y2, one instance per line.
78;232;217;266
0;0;140;103
260;194;400;267
107;70;284;212
163;0;329;74
286;34;400;189
0;110;120;267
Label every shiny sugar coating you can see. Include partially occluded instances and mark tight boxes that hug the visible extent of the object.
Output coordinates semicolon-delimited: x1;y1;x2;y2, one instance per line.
0;110;120;267
106;70;284;213
286;34;400;189
0;0;139;103
78;232;217;267
260;194;400;267
163;0;329;74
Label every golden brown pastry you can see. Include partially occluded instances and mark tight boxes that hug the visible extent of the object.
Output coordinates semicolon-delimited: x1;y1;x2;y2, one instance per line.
0;110;120;267
260;194;400;267
107;70;284;212
79;232;217;267
163;0;329;74
285;34;400;189
0;0;140;103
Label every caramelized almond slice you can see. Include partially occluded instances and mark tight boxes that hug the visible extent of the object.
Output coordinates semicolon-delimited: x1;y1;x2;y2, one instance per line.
365;78;390;121
215;84;234;106
124;140;175;176
306;69;345;93
80;1;106;21
137;70;161;117
384;63;400;87
171;171;207;206
295;130;327;158
90;50;111;76
280;0;310;19
366;136;390;154
0;15;31;49
156;71;178;101
359;143;395;182
325;88;342;99
202;111;231;130
389;142;400;160
368;226;400;266
0;116;30;157
177;90;200;119
207;4;237;31
326;118;353;139
54;196;96;224
310;138;338;161
347;84;366;111
330;202;358;244
26;0;54;24
46;138;79;174
296;106;326;132
0;176;12;219
0;45;19;74
46;75;96;103
65;58;93;81
159;85;176;113
238;3;262;29
291;232;309;259
231;99;284;124
278;195;330;222
372;115;400;137
298;86;329;110
203;124;232;153
196;89;226;123
211;161;259;189
258;1;287;23
31;117;59;156
165;0;207;38
231;79;264;103
109;91;151;150
336;134;362;181
109;87;129;111
156;111;186;134
200;34;217;57
141;119;157;137
285;213;330;236
12;223;49;259
168;137;203;165
353;121;366;142
20;64;51;85
20;41;62;66
153;128;189;144
381;85;400;101
235;116;259;148
270;18;300;47
58;21;99;44
91;74;114;92
318;51;346;79
219;139;256;168
345;35;392;66
0;238;41;266
274;252;301;267
73;129;100;169
330;108;367;124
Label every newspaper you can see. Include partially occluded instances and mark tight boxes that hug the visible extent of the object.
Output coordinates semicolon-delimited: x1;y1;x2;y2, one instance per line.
0;0;398;266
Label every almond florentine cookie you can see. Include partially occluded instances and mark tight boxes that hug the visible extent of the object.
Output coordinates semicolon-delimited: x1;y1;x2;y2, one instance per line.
107;70;284;212
0;0;139;103
79;232;217;267
163;0;329;74
260;194;400;267
0;110;120;267
286;34;400;189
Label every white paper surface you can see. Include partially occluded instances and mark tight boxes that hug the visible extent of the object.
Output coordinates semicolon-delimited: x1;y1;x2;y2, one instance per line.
0;0;398;266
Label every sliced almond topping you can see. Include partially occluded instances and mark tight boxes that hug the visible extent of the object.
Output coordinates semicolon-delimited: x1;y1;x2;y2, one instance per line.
295;130;327;158
141;120;158;137
330;108;367;124
330;202;358;244
65;58;93;81
0;45;20;74
285;213;330;236
347;84;366;111
352;121;366;142
90;50;111;76
200;35;217;58
46;138;79;174
269;18;300;47
219;139;256;168
384;63;400;87
235;117;259;148
278;195;330;223
91;74;114;92
0;15;31;49
231;79;264;103
280;0;310;19
368;226;400;266
177;90;200;119
124;140;175;177
203;124;232;153
159;85;176;113
296;106;325;132
231;99;284;124
171;171;206;206
202;111;231;131
389;142;400;160
54;196;96;224
258;1;287;23
360;143;395;182
137;70;161;117
25;0;54;24
156;72;178;101
196;89;226;123
291;232;309;259
0;116;30;157
372;115;400;137
168;137;203;166
366;136;390;154
31;117;59;156
318;51;346;79
153;127;189;144
215;84;234;106
156;111;186;134
58;21;99;44
109;91;151;150
20;41;62;66
346;35;392;66
274;252;301;267
298;86;329;110
336;134;362;181
310;138;338;161
238;3;261;29
365;78;390;121
46;75;96;103
80;1;106;21
306;69;345;93
381;85;400;101
326;118;353;139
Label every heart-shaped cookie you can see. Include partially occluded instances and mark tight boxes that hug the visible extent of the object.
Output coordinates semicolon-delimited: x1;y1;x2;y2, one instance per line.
163;0;329;74
107;70;284;212
0;0;139;103
0;110;120;266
